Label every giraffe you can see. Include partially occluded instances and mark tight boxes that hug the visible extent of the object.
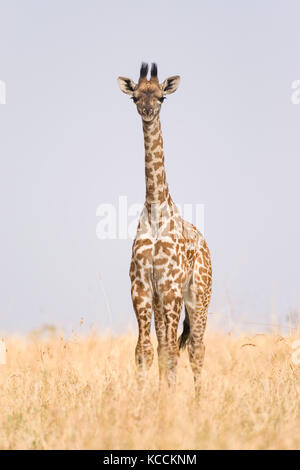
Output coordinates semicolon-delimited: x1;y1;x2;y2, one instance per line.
117;63;212;399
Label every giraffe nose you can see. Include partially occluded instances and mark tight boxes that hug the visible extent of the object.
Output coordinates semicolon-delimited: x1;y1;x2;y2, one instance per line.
143;107;153;116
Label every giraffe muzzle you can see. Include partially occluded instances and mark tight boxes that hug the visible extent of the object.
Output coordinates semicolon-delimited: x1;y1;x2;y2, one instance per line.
142;107;153;117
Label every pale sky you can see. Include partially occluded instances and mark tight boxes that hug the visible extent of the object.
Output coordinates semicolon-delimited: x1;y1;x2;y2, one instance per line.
0;0;300;335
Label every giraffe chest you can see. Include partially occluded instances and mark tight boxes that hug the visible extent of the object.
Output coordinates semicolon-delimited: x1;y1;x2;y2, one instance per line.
129;207;200;289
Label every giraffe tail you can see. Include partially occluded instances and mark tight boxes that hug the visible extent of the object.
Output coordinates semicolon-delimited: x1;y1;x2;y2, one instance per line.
178;306;190;350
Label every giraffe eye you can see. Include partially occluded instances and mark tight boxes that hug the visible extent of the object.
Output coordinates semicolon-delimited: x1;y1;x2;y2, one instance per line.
158;97;165;103
131;96;139;103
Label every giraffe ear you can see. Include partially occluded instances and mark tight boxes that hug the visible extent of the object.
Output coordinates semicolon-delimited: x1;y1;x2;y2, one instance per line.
160;76;180;95
117;77;137;95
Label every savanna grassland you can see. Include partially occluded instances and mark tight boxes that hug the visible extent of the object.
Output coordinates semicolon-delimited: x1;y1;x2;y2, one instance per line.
0;330;300;450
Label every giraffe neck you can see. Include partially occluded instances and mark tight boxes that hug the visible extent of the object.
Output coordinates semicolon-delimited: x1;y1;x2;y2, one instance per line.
142;116;171;208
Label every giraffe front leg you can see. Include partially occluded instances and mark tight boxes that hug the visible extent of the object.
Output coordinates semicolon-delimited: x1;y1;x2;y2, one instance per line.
153;293;168;386
131;278;154;388
160;286;183;391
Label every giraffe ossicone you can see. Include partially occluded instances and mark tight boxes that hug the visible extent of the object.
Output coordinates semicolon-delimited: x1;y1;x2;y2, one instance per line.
118;63;212;399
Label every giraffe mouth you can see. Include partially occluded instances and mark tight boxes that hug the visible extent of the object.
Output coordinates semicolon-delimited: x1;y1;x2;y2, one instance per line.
138;106;158;122
141;112;157;123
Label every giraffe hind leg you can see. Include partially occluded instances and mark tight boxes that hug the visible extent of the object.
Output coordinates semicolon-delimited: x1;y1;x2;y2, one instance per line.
183;280;211;401
187;308;207;400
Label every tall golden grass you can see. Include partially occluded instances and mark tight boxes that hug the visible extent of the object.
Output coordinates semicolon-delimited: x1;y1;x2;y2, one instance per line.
0;330;300;450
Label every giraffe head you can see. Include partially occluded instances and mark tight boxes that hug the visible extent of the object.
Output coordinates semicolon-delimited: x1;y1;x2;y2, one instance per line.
118;63;180;122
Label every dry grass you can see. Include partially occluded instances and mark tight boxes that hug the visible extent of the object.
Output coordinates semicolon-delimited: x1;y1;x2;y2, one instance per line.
0;330;300;450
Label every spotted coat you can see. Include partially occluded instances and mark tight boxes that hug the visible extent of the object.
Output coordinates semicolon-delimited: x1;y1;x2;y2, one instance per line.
118;66;212;397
